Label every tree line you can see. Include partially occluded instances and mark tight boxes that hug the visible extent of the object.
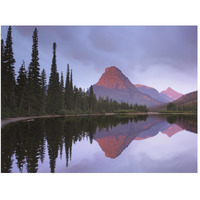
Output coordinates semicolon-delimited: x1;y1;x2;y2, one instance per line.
1;26;148;118
166;102;197;113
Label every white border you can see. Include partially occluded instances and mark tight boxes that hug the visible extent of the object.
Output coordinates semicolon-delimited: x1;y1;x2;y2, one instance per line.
0;1;199;200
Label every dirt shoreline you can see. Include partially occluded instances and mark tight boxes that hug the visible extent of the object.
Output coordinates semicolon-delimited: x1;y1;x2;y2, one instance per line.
1;112;195;128
1;113;116;128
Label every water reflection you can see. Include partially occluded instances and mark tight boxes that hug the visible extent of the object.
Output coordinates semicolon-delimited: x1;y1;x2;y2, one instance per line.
1;114;197;173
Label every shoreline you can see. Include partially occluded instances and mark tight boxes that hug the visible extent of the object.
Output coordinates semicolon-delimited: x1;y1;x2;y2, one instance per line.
1;112;196;128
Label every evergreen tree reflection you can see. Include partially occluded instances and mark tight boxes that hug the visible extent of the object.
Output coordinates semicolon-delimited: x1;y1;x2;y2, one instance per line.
2;123;19;172
46;118;64;173
25;120;44;173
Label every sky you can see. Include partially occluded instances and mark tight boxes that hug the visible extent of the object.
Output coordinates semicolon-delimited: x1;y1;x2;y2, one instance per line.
1;26;197;94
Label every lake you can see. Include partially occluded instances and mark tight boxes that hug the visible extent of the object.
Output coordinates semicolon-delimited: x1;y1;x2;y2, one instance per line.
1;114;197;173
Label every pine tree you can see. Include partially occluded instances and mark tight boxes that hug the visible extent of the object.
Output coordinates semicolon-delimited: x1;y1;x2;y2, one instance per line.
41;69;47;114
27;67;34;116
81;89;87;112
64;64;70;110
2;26;16;111
88;85;97;112
167;102;176;111
70;69;73;91
1;39;6;107
1;39;4;61
47;42;60;114
16;61;27;115
27;28;42;115
73;86;79;111
69;69;74;109
59;72;65;110
133;104;139;112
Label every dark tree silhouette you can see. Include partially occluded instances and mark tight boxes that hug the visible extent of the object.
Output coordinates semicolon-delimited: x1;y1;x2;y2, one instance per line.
59;71;65;110
16;61;27;115
89;85;97;112
167;102;177;111
41;69;47;114
2;26;16;115
27;28;42;115
47;42;61;114
64;64;71;110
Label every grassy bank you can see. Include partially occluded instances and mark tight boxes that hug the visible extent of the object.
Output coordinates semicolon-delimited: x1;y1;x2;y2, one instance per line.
159;110;197;114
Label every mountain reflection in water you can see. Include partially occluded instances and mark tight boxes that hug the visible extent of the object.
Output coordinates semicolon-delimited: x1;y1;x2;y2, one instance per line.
1;114;197;173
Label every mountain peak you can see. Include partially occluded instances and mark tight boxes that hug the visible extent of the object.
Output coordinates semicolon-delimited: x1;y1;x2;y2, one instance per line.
161;87;183;101
166;87;173;91
105;66;120;73
93;66;162;107
96;66;135;90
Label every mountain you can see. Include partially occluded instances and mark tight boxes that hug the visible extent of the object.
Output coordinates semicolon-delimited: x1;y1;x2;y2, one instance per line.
173;90;197;106
162;124;183;137
150;91;197;111
93;66;161;107
94;116;165;158
135;84;171;103
161;87;183;101
96;66;136;90
94;115;190;159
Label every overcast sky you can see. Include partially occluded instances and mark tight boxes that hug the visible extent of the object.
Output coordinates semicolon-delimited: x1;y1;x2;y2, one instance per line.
1;26;197;94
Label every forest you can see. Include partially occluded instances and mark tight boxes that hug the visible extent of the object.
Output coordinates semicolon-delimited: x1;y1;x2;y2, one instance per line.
1;26;148;118
162;102;197;113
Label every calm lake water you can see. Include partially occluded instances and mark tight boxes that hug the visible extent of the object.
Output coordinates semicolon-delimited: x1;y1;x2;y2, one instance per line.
1;114;197;173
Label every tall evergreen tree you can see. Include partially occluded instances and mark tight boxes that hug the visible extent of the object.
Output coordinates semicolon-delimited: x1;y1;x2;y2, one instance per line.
1;39;5;72
59;72;65;110
70;69;73;91
27;28;42;115
16;61;27;115
1;39;4;60
69;69;74;109
64;64;70;110
2;26;16;111
47;42;60;114
1;39;6;107
73;86;79;111
27;67;33;115
41;69;47;114
88;85;97;112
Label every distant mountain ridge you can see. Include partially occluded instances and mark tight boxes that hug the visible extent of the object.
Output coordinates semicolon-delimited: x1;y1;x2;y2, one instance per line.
93;66;162;107
150;91;197;111
173;90;197;105
92;66;188;107
135;84;171;103
161;87;183;101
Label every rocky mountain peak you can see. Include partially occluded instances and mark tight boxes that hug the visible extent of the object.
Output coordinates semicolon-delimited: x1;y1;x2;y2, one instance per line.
161;87;183;101
105;66;120;73
96;66;135;90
